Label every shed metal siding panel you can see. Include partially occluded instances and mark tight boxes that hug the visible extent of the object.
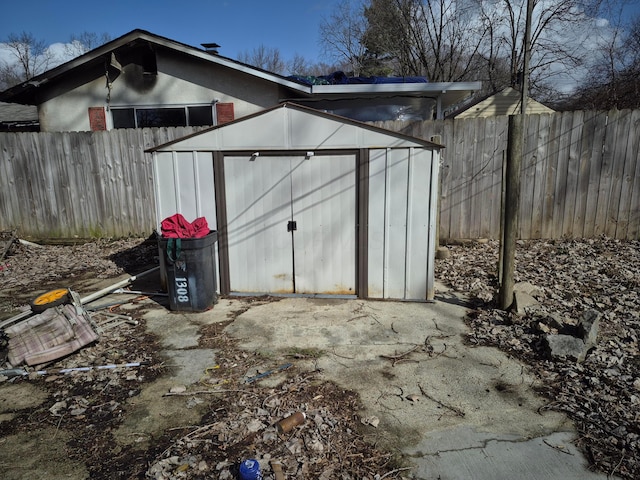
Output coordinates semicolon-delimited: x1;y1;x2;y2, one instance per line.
292;154;356;294
367;149;387;298
154;152;179;223
366;148;436;300
153;150;220;293
219;112;287;149
385;149;411;299
154;151;217;230
405;148;432;299
225;156;294;293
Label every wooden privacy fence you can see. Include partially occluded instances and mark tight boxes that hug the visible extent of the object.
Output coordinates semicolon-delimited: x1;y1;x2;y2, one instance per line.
0;127;201;238
0;110;638;240
377;109;640;241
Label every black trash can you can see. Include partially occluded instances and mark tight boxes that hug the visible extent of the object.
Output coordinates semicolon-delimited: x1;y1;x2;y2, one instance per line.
158;231;218;311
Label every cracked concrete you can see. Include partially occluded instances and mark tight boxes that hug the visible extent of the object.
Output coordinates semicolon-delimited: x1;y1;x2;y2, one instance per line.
407;429;608;480
223;285;618;479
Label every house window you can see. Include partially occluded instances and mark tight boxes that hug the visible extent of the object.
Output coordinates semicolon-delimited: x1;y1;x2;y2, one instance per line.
111;104;216;128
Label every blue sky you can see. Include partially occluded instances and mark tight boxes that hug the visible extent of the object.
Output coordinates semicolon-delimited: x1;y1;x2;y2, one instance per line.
1;0;639;69
0;0;342;64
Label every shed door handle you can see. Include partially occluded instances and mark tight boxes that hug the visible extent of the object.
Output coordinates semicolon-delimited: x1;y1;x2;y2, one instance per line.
287;221;297;232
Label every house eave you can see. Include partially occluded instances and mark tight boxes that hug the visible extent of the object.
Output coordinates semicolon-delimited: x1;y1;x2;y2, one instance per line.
310;81;482;95
0;29;312;105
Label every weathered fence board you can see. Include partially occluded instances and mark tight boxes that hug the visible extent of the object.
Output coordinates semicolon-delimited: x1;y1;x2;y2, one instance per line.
0;111;638;240
0;127;201;238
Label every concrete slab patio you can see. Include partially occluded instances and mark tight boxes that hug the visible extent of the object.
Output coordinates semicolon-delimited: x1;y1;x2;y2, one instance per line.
135;283;616;480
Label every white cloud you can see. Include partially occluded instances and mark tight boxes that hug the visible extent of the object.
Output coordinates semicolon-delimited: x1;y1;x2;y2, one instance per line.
0;41;77;77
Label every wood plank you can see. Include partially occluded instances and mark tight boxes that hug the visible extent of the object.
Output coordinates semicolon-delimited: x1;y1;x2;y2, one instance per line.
530;113;551;238
486;116;505;238
583;112;609;237
594;109;619;236
520;114;538;238
469;116;485;238
552;112;572;237
0;134;18;230
627;127;640;239
32;132;52;236
615;109;640;239
606;109;632;238
438;119;454;240
562;110;583;237
93;130;115;235
572;110;597;237
440;120;454;240
448;119;469;239
459;118;475;238
542;112;560;238
73;131;90;236
57;132;78;235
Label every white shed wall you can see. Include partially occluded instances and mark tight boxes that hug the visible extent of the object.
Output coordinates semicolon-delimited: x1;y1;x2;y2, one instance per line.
367;148;438;300
152;105;441;301
156;106;430;151
153;150;219;291
154;151;217;229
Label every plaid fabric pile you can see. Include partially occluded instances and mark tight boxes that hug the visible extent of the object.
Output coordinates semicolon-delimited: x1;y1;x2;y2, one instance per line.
5;304;99;366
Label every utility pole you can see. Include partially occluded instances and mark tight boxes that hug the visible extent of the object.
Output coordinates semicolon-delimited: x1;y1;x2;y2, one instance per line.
498;0;533;310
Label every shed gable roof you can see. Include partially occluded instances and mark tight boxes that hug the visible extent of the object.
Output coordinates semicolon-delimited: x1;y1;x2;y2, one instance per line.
148;103;443;152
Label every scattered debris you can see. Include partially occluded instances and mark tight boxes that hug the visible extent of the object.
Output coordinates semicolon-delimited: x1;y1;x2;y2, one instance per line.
5;303;99;366
360;415;380;428
2;235;638;478
1;237;403;478
245;363;293;384
276;411;306;433
0;230;16;261
379;345;421;366
541;309;601;362
1;361;147;378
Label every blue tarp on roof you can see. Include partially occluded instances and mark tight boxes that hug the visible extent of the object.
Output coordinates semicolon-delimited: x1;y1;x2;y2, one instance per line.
288;71;428;86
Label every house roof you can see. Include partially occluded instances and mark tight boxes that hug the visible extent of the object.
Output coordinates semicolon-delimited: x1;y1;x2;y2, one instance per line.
0;102;38;129
446;86;554;118
0;102;38;122
0;29;481;113
148;102;445;153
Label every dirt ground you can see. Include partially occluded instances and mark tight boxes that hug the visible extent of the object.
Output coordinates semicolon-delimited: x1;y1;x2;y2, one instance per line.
0;235;639;479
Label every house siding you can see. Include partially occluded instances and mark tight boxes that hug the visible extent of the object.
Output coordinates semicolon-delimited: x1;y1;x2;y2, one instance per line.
455;87;554;119
37;49;286;132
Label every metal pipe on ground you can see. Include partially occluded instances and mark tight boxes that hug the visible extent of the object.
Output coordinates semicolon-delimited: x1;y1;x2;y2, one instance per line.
79;267;159;305
0;266;160;330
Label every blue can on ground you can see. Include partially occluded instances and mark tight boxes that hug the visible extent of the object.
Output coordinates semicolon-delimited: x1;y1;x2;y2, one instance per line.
238;459;262;479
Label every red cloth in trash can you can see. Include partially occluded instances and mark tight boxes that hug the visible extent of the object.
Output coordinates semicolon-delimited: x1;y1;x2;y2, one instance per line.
161;214;209;238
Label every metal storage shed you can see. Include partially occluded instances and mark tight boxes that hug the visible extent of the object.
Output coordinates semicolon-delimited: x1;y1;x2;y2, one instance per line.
149;103;442;301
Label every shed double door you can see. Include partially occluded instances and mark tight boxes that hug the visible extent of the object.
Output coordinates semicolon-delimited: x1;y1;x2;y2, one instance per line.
225;154;356;295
